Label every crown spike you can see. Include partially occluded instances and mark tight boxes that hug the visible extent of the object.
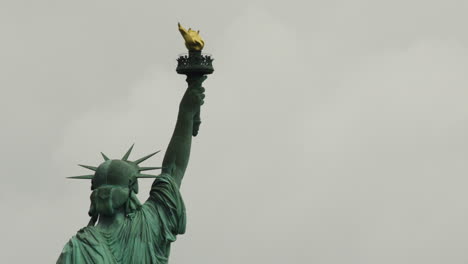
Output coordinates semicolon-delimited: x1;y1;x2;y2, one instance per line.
67;175;94;179
122;143;135;161
137;174;159;178
101;152;110;161
134;150;161;165
139;166;163;171
78;164;97;171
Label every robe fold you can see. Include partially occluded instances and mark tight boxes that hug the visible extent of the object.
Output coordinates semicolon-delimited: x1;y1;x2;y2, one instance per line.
57;174;186;264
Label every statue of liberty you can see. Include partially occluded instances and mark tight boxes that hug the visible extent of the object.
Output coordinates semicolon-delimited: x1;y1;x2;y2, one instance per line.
57;23;214;264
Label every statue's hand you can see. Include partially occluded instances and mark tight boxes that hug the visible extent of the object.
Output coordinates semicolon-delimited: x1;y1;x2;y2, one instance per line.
180;76;206;115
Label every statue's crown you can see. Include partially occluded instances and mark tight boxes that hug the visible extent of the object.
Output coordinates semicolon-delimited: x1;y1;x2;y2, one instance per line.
68;144;162;189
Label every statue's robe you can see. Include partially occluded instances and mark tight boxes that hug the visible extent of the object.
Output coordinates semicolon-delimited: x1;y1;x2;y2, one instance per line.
57;174;186;264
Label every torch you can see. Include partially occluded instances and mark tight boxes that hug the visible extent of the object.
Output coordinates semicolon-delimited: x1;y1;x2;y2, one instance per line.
176;22;214;136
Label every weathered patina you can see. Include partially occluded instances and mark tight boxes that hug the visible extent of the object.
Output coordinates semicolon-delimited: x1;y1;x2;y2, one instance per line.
57;23;213;264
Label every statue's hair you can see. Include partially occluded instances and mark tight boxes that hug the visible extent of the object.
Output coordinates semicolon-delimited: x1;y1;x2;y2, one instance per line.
87;190;142;227
66;144;161;226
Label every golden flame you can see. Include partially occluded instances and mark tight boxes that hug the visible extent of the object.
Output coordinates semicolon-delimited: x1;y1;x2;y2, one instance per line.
178;22;205;51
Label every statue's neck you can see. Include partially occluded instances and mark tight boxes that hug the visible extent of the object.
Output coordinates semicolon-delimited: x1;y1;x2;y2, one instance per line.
96;209;125;232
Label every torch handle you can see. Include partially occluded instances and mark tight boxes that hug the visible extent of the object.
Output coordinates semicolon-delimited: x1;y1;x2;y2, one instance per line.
186;74;206;137
193;110;201;137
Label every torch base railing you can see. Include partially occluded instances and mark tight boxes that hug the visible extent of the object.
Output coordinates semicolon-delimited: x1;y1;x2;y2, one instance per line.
176;51;214;75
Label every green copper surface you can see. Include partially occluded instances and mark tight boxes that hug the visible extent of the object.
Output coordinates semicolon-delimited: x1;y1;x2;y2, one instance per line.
57;24;212;264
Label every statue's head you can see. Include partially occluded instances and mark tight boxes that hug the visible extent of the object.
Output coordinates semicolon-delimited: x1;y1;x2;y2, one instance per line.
68;144;161;225
89;159;138;216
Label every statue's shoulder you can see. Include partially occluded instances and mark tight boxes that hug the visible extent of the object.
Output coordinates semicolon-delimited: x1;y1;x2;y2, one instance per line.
58;226;115;264
67;226;102;246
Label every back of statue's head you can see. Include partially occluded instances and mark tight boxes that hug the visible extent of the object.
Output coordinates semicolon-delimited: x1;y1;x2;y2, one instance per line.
66;145;162;226
89;160;139;217
92;160;139;191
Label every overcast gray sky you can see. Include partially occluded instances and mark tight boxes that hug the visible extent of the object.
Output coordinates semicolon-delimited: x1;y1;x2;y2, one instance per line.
1;0;468;263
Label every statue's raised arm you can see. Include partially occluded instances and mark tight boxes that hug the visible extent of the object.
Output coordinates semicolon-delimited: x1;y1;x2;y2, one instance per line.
57;23;213;264
161;22;213;187
161;75;206;187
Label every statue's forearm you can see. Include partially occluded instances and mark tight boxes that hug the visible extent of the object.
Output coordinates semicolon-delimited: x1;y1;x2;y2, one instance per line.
162;107;196;187
161;75;205;187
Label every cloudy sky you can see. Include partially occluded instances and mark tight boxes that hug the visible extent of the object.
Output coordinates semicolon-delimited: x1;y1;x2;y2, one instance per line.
1;0;468;263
